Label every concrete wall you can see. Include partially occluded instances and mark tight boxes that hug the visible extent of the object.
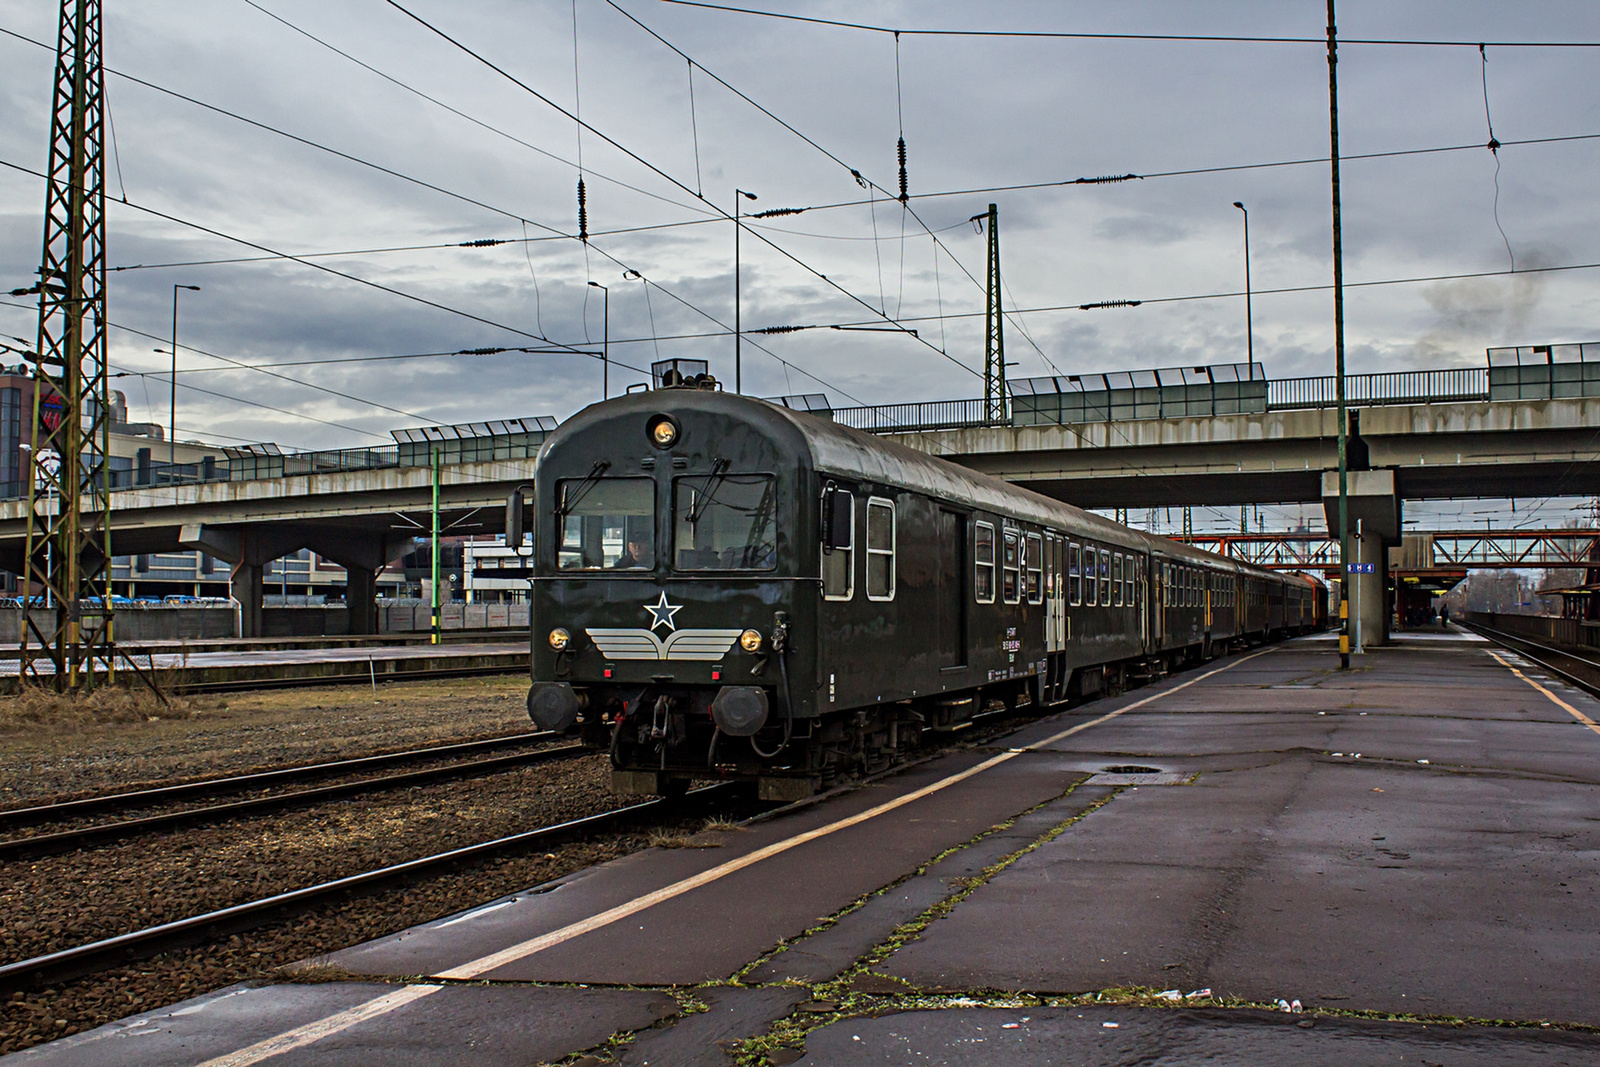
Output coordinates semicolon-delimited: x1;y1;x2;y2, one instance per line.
0;604;237;643
380;603;528;632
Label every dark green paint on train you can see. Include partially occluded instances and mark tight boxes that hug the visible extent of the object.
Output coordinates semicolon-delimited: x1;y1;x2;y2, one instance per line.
522;381;1326;801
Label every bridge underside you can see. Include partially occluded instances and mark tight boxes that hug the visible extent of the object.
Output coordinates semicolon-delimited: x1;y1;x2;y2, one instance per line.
1000;459;1600;510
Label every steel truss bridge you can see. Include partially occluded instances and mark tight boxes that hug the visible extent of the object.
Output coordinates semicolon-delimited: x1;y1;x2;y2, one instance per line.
1172;530;1600;571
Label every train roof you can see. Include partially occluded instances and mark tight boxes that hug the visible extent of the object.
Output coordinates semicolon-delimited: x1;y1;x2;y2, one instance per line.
542;387;1286;582
754;397;1267;575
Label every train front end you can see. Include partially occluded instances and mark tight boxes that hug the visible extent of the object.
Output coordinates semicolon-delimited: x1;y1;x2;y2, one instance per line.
524;379;812;797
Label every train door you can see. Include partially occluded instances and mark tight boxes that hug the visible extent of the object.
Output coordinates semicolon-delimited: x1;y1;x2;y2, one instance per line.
1044;534;1059;654
935;508;967;667
1138;555;1148;648
1152;558;1166;645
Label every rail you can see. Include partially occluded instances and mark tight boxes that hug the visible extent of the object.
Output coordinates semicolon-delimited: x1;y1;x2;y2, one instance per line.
0;786;736;994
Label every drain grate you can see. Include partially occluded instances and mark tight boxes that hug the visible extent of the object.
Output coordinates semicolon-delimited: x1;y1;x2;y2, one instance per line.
1085;770;1192;786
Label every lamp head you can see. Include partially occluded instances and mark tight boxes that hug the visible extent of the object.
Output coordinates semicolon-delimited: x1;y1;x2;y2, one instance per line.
1232;201;1245;210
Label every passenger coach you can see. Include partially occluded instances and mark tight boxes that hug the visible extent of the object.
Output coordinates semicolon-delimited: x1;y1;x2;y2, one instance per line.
521;372;1324;799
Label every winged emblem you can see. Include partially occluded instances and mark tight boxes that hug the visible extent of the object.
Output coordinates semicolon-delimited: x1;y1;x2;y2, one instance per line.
586;628;744;661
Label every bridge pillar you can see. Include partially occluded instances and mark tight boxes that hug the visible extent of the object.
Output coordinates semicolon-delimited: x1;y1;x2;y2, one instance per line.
301;532;417;637
232;560;264;639
180;524;307;639
344;564;378;635
1322;470;1401;650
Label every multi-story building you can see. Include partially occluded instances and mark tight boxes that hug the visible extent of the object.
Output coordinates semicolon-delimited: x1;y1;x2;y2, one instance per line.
0;379;410;600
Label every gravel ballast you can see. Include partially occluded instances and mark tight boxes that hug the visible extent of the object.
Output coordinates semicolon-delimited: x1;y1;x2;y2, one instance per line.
0;676;694;1056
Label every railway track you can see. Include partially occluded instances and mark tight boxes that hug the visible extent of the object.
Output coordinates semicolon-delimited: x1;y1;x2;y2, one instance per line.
170;661;526;694
0;730;559;831
0;785;737;995
1462;621;1600;698
0;734;588;860
0;646;1250;1002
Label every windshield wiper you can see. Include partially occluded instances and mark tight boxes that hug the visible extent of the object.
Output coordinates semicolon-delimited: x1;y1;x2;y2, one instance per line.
687;458;730;525
555;459;611;521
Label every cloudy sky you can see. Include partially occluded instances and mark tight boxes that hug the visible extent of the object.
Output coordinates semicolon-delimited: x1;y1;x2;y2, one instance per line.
1;1;1597;528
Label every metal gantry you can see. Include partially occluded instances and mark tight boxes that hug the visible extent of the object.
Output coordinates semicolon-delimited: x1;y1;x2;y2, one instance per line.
20;0;113;689
980;203;1006;425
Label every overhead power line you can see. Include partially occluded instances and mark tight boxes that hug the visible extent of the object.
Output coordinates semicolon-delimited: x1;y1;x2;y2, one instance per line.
382;0;981;382
0;15;864;402
0;155;651;373
657;1;1600;48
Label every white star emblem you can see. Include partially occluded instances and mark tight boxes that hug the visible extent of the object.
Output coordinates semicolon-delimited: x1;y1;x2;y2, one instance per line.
643;591;682;633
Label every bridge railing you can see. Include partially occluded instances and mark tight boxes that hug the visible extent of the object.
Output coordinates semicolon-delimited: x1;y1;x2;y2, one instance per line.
839;367;1493;434
832;398;992;433
1267;367;1486;410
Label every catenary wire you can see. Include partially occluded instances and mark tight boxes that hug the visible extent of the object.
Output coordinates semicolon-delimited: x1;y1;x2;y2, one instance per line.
382;0;982;381
655;2;1600;48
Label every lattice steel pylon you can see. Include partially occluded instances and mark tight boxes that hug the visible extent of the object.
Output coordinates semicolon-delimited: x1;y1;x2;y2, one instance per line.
19;0;113;690
981;203;1006;424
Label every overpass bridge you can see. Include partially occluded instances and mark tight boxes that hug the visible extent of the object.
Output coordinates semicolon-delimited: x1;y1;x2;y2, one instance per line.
1;347;1596;640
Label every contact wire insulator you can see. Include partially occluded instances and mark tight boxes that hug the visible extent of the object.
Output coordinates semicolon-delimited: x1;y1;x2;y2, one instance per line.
897;136;908;203
577;178;588;243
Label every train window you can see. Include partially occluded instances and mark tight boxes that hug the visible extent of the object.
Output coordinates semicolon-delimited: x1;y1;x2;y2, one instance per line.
557;477;654;570
1068;543;1082;605
1099;550;1110;606
1002;530;1021;604
821;491;854;600
1026;533;1044;604
1113;554;1124;607
866;498;896;601
1082;544;1096;604
673;475;778;571
974;522;996;604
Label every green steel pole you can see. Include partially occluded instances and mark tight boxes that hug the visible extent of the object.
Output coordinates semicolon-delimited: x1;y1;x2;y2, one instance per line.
430;446;441;646
1328;0;1350;669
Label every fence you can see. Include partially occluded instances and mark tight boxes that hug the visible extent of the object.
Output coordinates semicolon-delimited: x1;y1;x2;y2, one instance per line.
832;398;992;433
1268;368;1486;410
837;367;1494;434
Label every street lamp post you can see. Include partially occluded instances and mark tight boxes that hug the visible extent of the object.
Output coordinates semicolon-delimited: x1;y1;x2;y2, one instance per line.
734;189;757;394
588;281;608;399
1232;202;1253;367
171;284;201;476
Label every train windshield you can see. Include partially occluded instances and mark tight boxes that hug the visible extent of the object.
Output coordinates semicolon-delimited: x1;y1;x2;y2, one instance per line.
673;474;777;571
557;477;654;570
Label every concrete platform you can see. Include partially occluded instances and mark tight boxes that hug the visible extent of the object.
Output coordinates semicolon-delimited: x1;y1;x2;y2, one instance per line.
10;632;1600;1066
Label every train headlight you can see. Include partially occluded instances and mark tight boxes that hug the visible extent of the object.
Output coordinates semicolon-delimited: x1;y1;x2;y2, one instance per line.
647;414;680;449
739;628;763;653
548;627;571;651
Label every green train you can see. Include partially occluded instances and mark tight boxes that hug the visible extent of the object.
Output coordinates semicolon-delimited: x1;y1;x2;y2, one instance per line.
522;372;1325;800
